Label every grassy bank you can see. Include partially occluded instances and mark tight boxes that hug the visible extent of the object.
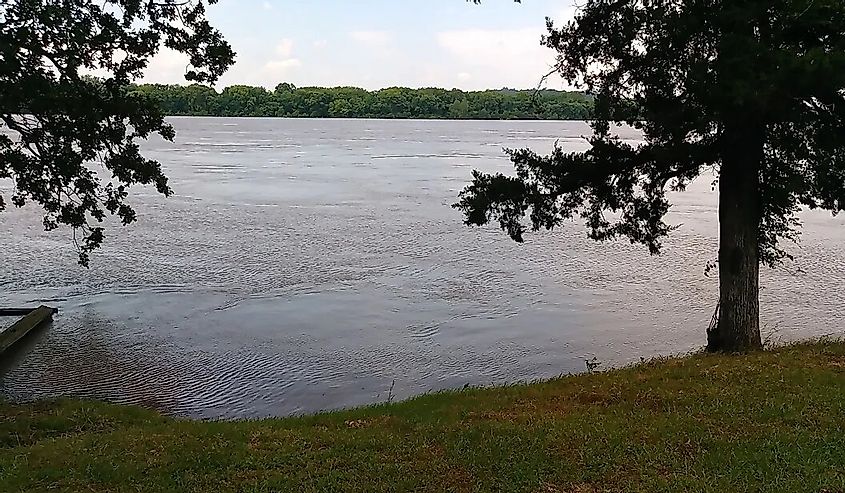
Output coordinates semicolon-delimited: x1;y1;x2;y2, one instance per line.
2;342;845;492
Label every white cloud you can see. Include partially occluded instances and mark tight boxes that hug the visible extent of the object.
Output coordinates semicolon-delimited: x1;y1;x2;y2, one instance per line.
259;39;301;84
265;58;302;71
438;28;546;68
553;5;579;26
137;3;584;91
140;48;191;84
347;31;396;60
436;28;566;89
422;2;579;90
349;31;391;46
261;59;302;87
275;39;294;57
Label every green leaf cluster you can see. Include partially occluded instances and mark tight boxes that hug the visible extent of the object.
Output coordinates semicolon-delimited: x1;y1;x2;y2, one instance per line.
130;83;594;120
456;0;845;267
0;0;234;265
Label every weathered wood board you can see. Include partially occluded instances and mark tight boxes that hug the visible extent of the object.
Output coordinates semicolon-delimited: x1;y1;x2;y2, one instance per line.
0;306;56;354
0;308;43;317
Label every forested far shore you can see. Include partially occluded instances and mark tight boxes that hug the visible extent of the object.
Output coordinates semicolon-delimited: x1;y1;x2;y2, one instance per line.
130;83;595;120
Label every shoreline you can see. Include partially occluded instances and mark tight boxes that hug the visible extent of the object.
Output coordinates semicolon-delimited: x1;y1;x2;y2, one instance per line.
3;340;844;491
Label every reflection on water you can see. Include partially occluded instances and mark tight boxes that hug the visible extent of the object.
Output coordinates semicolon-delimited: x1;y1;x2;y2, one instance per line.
1;118;844;419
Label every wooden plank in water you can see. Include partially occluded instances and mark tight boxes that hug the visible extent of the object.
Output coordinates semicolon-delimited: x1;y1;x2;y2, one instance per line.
0;308;44;317
0;306;56;354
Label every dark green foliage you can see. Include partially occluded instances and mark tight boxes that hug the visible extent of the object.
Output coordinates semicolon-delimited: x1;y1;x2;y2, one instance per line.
455;0;845;350
0;1;234;265
457;0;845;263
130;83;594;120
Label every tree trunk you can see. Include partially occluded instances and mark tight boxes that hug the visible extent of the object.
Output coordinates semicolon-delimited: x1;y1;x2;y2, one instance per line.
707;123;764;353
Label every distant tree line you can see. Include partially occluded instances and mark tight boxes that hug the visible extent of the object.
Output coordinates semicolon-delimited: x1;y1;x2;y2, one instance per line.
129;83;594;120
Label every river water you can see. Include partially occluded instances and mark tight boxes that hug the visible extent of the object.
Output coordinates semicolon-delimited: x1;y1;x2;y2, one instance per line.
1;118;843;419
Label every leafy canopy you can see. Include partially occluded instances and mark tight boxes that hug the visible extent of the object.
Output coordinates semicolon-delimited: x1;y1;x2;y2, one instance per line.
129;83;594;120
0;0;234;265
456;0;845;267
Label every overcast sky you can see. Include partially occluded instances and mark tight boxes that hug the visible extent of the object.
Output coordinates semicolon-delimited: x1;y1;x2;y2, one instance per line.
142;0;578;91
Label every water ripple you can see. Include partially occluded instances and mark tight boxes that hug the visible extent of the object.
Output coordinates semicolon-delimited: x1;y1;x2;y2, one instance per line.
2;118;844;419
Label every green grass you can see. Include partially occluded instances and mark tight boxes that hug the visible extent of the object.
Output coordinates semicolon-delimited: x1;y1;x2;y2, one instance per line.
2;342;845;492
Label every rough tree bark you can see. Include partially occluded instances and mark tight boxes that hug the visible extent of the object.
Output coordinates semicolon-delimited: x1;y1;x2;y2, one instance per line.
708;122;764;352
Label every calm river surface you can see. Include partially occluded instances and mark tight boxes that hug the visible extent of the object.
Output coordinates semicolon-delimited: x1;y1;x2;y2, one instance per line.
1;118;843;419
